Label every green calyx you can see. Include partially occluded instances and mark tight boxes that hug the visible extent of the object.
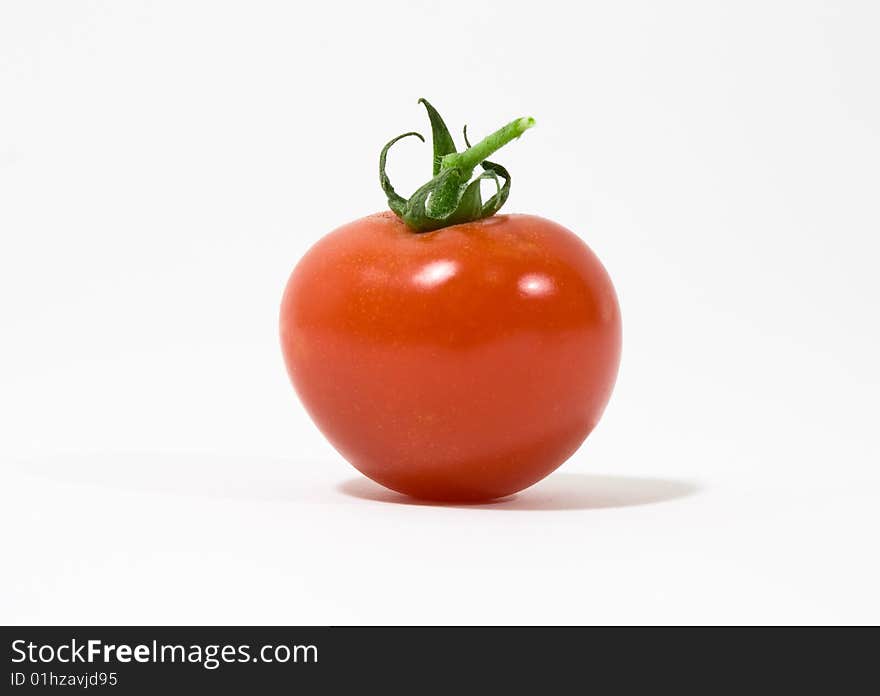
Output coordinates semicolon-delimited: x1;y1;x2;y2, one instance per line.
380;98;535;233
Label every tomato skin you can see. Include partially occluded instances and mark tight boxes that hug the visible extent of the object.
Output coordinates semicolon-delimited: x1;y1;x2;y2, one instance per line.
280;212;621;501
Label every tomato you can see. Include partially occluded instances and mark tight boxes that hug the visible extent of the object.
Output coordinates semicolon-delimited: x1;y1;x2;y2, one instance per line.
280;99;621;501
280;211;621;501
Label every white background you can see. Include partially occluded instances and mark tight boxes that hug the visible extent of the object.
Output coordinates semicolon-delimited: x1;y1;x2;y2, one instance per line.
2;1;878;625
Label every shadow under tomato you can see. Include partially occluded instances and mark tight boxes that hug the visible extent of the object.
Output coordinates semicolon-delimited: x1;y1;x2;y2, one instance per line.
337;472;700;511
13;453;698;511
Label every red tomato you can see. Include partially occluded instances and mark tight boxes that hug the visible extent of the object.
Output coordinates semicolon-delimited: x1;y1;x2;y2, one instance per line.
280;211;621;501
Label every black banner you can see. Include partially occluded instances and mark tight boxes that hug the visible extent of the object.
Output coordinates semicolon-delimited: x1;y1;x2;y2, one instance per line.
1;626;873;693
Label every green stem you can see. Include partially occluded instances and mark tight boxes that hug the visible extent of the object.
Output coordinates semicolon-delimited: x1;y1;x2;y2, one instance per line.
378;101;535;232
440;117;535;176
